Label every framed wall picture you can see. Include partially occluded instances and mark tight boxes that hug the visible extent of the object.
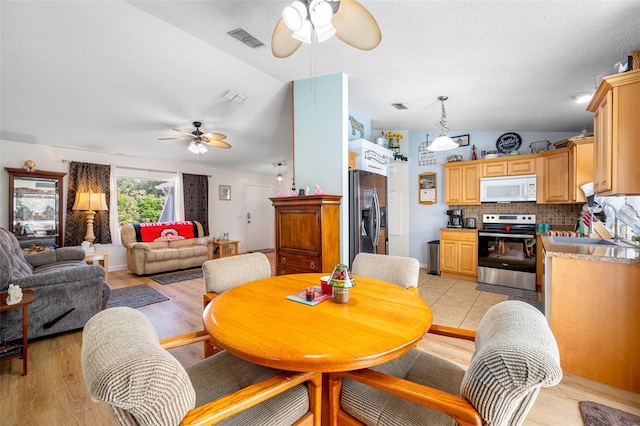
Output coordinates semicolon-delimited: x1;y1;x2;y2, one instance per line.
418;172;436;205
451;134;470;147
219;185;231;200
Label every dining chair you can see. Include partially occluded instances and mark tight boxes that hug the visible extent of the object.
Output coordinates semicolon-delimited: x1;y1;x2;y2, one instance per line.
327;301;562;426
202;252;271;356
81;307;321;426
351;253;420;294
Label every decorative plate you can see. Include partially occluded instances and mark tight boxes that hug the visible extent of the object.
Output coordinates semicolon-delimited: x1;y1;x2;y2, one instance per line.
496;132;522;154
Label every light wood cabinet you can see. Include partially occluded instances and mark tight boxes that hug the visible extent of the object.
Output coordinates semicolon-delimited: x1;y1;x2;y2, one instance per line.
439;230;477;281
568;137;594;203
541;150;570;203
348;151;358;170
443;163;480;205
587;69;640;196
270;195;341;275
481;157;535;177
546;254;640;393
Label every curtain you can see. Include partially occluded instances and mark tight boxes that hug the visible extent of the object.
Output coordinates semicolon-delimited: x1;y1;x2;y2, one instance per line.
182;173;209;236
65;161;112;246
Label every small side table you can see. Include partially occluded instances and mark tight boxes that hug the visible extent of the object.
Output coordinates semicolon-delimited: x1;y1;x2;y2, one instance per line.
0;289;35;375
211;240;239;259
84;250;111;280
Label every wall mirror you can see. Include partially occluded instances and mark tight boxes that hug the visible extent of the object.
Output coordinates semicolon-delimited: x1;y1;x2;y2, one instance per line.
5;167;67;248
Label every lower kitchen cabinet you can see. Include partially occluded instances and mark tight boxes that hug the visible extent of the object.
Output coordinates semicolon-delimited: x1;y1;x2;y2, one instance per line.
440;229;477;281
545;254;640;393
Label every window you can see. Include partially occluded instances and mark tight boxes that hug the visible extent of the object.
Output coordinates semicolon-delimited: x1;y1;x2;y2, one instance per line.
116;168;177;226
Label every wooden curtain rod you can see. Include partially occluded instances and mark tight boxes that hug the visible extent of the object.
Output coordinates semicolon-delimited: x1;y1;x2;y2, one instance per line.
61;160;211;178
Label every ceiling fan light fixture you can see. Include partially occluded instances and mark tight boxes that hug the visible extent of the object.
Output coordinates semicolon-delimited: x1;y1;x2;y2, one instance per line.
188;140;208;154
310;0;333;28
292;20;313;43
283;1;308;31
314;22;336;43
427;96;459;152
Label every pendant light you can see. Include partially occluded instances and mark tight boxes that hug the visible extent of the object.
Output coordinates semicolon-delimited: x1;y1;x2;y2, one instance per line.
427;96;459;152
274;161;285;182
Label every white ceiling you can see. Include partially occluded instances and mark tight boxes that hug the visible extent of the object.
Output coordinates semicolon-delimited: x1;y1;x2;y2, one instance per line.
2;1;639;175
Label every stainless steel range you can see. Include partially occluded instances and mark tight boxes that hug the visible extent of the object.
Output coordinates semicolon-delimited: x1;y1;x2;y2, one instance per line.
478;214;537;291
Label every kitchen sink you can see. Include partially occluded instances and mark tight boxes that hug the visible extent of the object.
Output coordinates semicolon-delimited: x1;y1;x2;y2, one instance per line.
548;236;634;247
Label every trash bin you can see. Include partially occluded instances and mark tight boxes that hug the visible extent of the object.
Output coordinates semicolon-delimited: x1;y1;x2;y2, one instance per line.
427;240;440;275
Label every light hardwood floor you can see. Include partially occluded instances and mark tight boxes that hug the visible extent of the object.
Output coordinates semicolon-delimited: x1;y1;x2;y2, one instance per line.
1;256;638;425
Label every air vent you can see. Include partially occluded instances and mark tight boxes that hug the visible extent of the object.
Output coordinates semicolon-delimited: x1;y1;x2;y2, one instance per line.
391;103;408;110
228;28;265;48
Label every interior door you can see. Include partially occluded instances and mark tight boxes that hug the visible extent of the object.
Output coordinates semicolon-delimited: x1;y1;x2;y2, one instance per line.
245;184;274;252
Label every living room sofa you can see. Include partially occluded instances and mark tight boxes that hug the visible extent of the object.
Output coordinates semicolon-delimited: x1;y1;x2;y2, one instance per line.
120;221;213;275
0;227;111;340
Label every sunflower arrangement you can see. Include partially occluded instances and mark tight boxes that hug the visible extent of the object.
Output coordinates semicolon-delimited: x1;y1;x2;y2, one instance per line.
385;131;404;140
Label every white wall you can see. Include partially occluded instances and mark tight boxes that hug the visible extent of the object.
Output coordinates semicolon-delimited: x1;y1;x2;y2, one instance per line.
1;139;277;272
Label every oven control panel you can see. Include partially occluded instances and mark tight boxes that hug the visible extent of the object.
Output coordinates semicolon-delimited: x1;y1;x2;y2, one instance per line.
482;214;536;225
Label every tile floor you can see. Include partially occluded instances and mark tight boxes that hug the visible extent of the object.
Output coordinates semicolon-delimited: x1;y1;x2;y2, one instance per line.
416;269;508;330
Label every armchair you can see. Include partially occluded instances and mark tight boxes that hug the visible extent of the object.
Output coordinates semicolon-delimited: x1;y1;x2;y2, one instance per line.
81;307;322;426
0;227;110;340
201;252;272;357
328;301;562;426
351;253;420;295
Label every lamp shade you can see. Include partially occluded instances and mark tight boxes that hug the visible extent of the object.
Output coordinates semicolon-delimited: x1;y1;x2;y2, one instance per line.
72;192;108;211
427;135;459;151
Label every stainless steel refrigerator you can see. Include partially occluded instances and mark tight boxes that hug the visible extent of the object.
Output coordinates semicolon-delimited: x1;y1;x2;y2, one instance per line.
349;170;387;267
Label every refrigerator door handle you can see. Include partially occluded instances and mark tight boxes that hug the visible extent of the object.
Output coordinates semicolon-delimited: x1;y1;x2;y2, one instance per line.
373;192;381;248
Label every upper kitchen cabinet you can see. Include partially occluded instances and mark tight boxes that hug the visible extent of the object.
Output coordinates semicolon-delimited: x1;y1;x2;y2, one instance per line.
5;167;67;248
481;156;536;177
587;69;640;196
443;162;480;205
568;137;594;203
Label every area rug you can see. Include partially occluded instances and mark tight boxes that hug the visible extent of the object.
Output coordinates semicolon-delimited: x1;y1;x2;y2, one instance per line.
149;268;203;285
106;284;169;309
475;282;544;313
580;401;640;426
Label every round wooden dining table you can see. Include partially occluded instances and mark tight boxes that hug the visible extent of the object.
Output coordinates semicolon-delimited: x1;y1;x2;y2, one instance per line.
202;273;432;373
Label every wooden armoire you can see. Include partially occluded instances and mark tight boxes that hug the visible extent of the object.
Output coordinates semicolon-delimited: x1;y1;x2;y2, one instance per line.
270;195;342;275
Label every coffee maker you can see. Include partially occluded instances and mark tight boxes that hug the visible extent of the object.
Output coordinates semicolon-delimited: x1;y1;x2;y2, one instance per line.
446;209;463;228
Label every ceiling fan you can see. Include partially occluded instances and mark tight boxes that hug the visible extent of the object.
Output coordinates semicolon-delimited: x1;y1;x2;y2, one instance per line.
272;0;381;58
159;121;231;153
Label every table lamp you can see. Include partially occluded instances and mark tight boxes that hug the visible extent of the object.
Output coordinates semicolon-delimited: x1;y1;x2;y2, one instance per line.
72;192;108;245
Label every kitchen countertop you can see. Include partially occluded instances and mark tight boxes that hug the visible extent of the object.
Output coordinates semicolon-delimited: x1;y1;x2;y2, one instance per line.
440;228;477;232
541;236;640;265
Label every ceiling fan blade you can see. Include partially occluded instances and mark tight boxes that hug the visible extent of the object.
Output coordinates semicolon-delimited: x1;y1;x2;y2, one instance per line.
203;132;227;141
332;0;382;51
271;17;303;58
172;127;197;137
203;139;232;149
158;137;191;140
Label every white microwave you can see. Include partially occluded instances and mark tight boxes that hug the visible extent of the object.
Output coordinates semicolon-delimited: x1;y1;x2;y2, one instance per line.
480;174;537;202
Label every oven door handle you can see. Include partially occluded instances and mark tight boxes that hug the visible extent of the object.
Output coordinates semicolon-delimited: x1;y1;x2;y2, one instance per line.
479;232;535;239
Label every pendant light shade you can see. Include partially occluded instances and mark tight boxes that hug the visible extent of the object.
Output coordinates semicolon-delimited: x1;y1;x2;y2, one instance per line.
427;96;459;152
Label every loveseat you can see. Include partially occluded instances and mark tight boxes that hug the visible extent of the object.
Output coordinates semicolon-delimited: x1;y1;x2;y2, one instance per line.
120;221;213;275
0;228;111;340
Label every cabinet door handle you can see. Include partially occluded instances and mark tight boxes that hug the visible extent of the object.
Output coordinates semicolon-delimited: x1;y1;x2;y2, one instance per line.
309;262;316;270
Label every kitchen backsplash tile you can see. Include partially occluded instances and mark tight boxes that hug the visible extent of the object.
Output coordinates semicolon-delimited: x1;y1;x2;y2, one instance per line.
450;202;583;229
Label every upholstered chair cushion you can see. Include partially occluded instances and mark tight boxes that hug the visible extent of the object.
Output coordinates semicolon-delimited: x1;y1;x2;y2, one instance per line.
202;252;271;294
341;349;465;425
351;253;420;289
462;301;562;425
339;301;562;426
82;307;309;426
